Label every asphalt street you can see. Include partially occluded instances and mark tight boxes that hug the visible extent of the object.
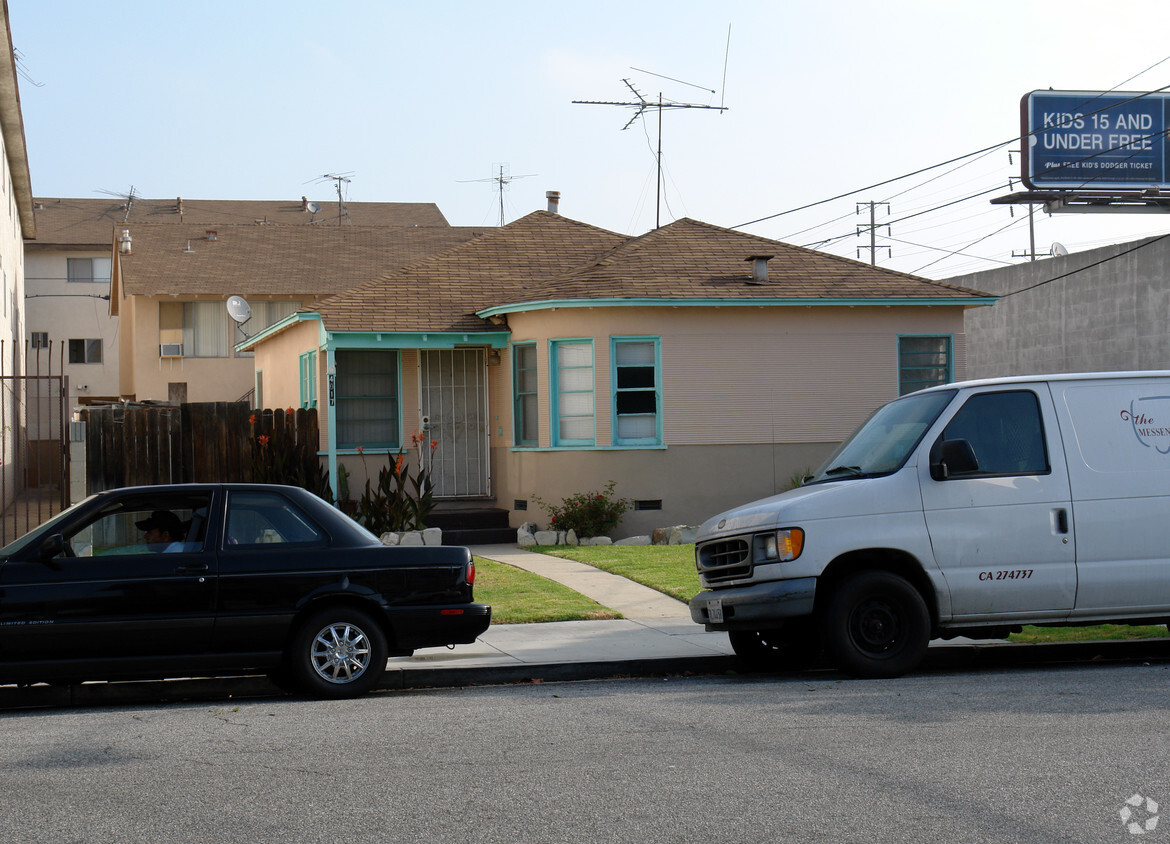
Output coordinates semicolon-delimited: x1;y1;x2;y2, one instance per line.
1;662;1167;843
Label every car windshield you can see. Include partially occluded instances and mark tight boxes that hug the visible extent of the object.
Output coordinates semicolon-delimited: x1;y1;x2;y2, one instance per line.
807;389;956;484
0;495;96;557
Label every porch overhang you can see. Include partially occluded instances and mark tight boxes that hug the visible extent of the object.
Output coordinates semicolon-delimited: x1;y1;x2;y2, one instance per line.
326;330;511;350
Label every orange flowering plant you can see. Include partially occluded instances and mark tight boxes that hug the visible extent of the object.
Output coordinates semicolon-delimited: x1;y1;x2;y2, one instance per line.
352;430;437;534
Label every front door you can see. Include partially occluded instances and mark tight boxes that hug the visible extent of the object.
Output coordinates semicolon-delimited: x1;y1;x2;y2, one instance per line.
419;349;489;497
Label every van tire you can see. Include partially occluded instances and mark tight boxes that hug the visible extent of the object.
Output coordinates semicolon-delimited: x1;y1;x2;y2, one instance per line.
822;571;929;678
729;621;820;671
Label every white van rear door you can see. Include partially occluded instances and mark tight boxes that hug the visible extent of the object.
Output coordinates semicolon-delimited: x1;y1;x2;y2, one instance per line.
921;386;1076;621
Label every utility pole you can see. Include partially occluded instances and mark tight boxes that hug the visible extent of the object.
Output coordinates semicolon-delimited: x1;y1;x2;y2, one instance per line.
856;201;891;265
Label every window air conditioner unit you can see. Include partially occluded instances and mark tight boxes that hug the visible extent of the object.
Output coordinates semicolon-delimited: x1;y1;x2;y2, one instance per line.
159;343;184;358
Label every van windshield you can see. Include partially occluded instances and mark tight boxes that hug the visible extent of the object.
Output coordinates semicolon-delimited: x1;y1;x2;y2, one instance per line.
807;390;956;484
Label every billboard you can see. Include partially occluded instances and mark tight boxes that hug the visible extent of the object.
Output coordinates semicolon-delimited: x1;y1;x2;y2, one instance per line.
1021;90;1169;190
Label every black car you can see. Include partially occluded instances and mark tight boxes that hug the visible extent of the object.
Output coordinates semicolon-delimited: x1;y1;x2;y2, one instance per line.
0;483;491;698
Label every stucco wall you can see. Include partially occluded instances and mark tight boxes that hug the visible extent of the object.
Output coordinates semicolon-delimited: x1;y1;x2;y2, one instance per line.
491;304;969;533
952;236;1170;379
25;250;119;399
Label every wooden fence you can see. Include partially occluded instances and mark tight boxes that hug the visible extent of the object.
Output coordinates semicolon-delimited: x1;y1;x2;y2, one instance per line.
83;403;320;493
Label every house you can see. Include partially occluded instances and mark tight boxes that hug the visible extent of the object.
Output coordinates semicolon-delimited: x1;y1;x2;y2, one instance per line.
948;233;1170;379
108;221;485;404
249;208;995;535
0;1;40;520
25;196;451;405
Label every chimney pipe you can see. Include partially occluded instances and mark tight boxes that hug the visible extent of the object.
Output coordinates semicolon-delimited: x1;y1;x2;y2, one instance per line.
119;229;132;254
301;195;309;211
546;190;561;214
746;255;773;284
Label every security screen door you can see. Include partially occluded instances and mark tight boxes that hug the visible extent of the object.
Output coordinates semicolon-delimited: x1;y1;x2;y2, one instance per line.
419;349;489;497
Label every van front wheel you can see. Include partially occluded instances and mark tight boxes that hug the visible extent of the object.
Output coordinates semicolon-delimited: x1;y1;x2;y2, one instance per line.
822;571;929;678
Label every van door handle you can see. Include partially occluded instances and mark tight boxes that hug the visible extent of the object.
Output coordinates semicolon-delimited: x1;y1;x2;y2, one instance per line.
1054;508;1069;534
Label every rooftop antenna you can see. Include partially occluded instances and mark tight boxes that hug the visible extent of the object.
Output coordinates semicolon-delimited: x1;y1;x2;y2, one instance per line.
457;164;537;225
96;185;140;223
307;173;354;225
573;26;731;229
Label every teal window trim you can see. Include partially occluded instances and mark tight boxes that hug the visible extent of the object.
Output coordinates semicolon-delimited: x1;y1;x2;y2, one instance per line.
610;336;662;446
550;338;595;447
299;350;318;410
334;349;401;450
897;334;953;395
512;341;538;447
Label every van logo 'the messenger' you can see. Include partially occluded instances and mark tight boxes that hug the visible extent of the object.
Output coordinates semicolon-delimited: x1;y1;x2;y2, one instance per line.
1121;398;1170;453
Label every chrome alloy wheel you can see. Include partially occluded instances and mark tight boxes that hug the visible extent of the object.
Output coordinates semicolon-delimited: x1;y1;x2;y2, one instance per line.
309;621;373;684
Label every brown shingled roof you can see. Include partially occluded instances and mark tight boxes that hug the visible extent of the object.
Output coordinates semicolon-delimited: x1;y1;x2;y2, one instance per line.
28;196;449;248
113;223;484;304
313;211;629;333
518;218;990;303
311;213;990;335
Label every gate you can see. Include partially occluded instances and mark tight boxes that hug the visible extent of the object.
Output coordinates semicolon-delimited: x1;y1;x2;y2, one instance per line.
0;346;70;544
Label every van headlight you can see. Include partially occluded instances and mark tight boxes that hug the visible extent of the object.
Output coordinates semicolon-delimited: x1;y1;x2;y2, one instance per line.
756;528;804;563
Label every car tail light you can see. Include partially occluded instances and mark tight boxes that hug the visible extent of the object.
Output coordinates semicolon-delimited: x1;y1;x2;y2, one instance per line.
466;561;476;584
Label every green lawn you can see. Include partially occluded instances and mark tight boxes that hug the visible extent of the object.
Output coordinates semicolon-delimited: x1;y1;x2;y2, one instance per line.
532;543;700;603
1008;624;1170;644
473;557;620;624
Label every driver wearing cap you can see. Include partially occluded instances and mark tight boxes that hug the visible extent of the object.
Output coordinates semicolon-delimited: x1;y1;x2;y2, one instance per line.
136;510;187;552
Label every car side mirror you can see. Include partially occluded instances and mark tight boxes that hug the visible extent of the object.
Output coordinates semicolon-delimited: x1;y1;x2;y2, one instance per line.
38;533;67;564
930;438;979;481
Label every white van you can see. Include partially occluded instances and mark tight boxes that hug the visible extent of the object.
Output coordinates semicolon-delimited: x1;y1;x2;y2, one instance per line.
690;371;1170;678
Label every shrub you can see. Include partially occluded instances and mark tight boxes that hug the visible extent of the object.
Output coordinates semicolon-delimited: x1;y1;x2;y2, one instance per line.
533;481;630;538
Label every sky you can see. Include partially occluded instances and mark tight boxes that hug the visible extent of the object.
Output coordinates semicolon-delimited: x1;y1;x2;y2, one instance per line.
9;0;1170;280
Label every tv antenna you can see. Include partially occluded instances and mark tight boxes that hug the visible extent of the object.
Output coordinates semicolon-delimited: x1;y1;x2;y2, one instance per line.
574;77;729;229
307;172;354;225
96;185;140;222
457;164;537;226
573;26;731;229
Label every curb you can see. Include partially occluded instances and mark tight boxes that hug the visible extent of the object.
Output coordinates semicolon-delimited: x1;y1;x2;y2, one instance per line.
2;638;1166;712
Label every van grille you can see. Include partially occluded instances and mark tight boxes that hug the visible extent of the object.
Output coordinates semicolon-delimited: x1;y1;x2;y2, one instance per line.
697;538;752;582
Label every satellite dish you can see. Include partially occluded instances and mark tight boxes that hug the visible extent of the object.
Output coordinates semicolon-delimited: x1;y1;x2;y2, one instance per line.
1051;242;1069;257
306;201;321;214
226;295;252;325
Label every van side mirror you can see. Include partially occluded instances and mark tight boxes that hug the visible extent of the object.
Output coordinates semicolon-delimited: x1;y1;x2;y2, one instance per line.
930;439;978;481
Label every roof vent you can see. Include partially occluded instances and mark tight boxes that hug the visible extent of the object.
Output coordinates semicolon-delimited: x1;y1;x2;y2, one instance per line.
746;255;773;284
118;229;132;254
206;230;218;241
546;190;561;214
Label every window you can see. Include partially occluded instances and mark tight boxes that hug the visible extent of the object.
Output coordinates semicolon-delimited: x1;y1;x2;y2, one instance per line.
335;350;399;449
225;491;326;547
551;340;594;446
939;390;1048;476
68;338;102;364
299;351;317;410
160;300;298;359
513;343;537;446
612;338;660;445
67;257;111;284
30;332;48;349
898;335;952;395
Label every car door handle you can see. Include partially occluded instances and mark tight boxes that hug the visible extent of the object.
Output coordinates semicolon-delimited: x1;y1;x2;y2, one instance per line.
176;562;209;574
